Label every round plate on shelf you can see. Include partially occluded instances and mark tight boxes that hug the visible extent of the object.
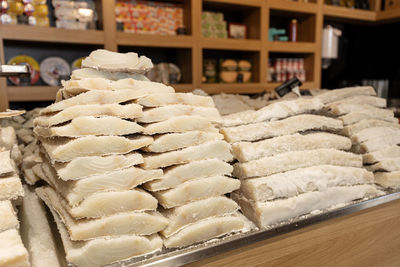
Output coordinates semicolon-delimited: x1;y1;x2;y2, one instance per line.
7;55;40;85
40;56;71;86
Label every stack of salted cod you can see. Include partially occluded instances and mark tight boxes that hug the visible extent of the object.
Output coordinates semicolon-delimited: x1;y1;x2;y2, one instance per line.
0;110;29;266
33;50;175;267
219;97;383;228
139;87;251;248
320;86;400;190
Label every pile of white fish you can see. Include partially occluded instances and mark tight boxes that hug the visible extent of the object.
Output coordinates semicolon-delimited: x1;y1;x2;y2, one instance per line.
219;90;383;228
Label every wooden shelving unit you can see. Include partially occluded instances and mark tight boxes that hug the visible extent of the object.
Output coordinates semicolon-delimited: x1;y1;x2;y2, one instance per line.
0;0;399;109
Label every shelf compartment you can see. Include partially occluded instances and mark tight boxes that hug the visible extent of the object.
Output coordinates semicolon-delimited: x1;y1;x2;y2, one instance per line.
201;38;261;51
172;83;196;92
268;52;315;83
376;9;400;21
116;33;194;48
323;5;376;22
200;82;267;94
0;25;105;45
7;86;59;101
268;41;316;53
203;0;262;7
268;0;318;14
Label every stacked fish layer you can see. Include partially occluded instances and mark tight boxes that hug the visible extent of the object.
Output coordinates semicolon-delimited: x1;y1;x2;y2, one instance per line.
138;92;250;248
33;50;173;267
220;96;382;228
0;110;29;266
320;86;400;190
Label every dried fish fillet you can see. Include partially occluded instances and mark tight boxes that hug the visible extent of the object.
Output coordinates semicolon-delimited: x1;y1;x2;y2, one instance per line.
0;126;17;150
0;229;29;267
356;134;400;153
51;208;162;267
232;132;351;162
35;116;143;137
325;103;385;116
143;116;218;135
161;196;239;238
138;105;220;123
212;93;253;115
137;93;215;107
143;131;223;153
339;108;396;126
144;159;233;191
20;186;62;267
141;141;233;169
351;127;400;143
82;49;153;73
63;78;112;92
54;153;143;181
67;189;158;219
221;114;343;143
40;90;150;114
366;158;400;172
71;68;147;81
34;103;142;127
163;213;245;248
0;150;14;176
0;200;18;232
240;165;373;202
233;185;382;228
327;95;386;108
374;172;400;189
153;176;240;209
41;135;153;162
32;163;46;181
316;86;376;104
222;98;323;127
233;148;362;179
343;119;400;137
36;186;168;240
0;109;25;118
0;176;24;201
41;162;162;206
363;146;400;164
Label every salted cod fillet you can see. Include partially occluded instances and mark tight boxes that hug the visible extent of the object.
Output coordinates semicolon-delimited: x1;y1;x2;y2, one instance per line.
34;116;143;137
153;175;240;209
34;103;142;127
233;148;362;179
40;135;153;162
71;67;148;81
54;153;143;180
363;146;400;164
143;115;218;135
0;175;24;201
20;186;62;267
240;165;373;202
374;172;400;189
0;151;14;177
0;200;19;232
161;196;239;238
50;206;162;267
137;93;214;107
31;164;46;182
39;89;169;114
354;134;400;153
138;104;220;123
0;229;29;267
221;114;343;143
141;140;233;169
233;184;382;228
221;98;323;127
232;132;351;162
144;159;233;191
343;119;400;137
325;103;388;116
23;168;39;185
366;158;400;172
0;126;17;150
163;213;247;248
339;108;396;125
351;127;400;143
316;86;376;104
41;161;162;206
0;109;25;118
143;131;223;153
327;95;386;108
36;186;169;240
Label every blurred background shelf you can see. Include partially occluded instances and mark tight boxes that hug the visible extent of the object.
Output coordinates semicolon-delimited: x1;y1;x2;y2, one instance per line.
6;86;60;102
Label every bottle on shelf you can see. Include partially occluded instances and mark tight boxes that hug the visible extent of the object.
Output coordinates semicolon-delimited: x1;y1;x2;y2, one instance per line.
289;19;298;42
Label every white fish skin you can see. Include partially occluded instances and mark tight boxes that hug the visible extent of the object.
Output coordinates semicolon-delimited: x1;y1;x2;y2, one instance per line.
143;131;223;153
137;93;215;107
161;196;239;238
34;103;142;127
316;86;376;104
233;148;362;179
0;150;14;176
40;135;153;162
0;229;29;267
327;95;386;108
366;158;400;172
374;172;400;189
141;140;233;169
36;186;169;241
363;146;400;164
144;159;233;191
325;103;384;116
54;153;143;181
339;108;396;126
143;116;218;135
153;176;240;209
0;176;24;201
351;127;400;143
343;119;400;137
0;200;19;232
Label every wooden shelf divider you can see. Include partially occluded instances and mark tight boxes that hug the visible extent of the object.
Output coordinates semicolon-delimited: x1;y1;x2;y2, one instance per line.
6;86;60;102
268;0;318;13
116;33;194;48
322;4;376;21
267;41;316;53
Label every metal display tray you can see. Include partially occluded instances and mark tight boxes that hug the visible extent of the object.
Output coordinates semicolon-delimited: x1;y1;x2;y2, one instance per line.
106;190;400;267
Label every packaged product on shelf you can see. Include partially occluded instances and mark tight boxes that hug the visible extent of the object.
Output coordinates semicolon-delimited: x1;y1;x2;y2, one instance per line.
203;59;217;83
7;55;40;85
219;59;238;83
268;58;306;83
52;0;97;30
40;57;71;86
201;11;228;38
